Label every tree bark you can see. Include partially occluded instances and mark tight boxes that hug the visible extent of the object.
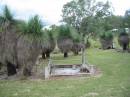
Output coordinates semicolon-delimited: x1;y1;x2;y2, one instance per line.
0;62;2;70
123;43;127;50
42;53;46;59
23;67;31;76
46;52;50;58
7;61;17;76
64;52;68;58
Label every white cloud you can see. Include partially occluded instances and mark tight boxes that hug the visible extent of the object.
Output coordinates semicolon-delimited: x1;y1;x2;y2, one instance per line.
1;0;130;25
1;0;71;25
97;0;130;15
110;0;130;15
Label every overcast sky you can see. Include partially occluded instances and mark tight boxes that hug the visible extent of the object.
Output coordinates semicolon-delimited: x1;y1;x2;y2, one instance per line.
0;0;130;25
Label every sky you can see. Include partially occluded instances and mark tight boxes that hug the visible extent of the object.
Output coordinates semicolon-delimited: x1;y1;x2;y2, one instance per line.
0;0;130;25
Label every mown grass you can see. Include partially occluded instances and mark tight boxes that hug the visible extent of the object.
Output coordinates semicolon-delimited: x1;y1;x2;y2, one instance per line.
0;48;130;97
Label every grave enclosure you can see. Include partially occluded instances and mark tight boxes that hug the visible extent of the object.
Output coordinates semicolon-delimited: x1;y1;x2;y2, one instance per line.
44;50;96;79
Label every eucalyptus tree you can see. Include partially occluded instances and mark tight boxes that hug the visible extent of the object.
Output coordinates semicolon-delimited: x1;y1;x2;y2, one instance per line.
80;16;99;40
62;0;96;32
103;15;124;30
124;9;130;28
62;0;83;32
62;0;113;44
57;25;73;58
80;1;113;35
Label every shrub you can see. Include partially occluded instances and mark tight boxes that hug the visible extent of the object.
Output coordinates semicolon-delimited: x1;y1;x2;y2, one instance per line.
100;31;114;49
57;25;73;57
118;30;129;50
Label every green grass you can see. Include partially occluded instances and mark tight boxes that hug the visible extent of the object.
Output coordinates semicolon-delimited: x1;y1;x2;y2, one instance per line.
0;49;130;97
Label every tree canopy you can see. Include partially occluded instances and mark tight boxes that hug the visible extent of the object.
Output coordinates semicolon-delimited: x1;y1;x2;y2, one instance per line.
62;0;113;35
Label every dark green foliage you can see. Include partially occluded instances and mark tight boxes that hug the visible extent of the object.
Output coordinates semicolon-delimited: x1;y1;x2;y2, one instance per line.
119;29;129;36
100;31;113;49
80;16;98;35
0;5;15;28
100;31;113;40
58;25;72;39
3;5;13;21
62;0;113;37
104;16;124;30
71;27;81;42
0;5;14;25
22;15;43;38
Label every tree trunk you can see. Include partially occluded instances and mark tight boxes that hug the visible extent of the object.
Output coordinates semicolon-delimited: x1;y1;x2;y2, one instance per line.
123;43;127;50
23;67;31;76
7;61;17;76
42;53;46;59
14;38;19;69
46;52;50;58
64;52;68;58
0;62;2;70
74;51;79;55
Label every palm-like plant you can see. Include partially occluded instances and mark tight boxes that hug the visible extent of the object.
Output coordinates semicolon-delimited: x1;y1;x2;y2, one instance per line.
118;30;129;51
22;15;42;37
17;15;43;76
71;28;84;55
57;25;73;57
0;5;18;76
0;6;44;77
100;31;114;49
41;29;56;59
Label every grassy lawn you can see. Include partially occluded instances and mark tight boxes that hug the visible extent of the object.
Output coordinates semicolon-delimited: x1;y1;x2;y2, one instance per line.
0;48;130;97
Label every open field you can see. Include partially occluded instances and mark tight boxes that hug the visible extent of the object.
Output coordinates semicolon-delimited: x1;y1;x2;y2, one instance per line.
0;48;130;97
